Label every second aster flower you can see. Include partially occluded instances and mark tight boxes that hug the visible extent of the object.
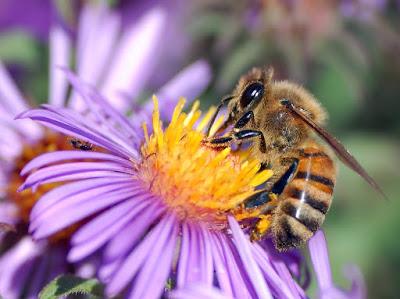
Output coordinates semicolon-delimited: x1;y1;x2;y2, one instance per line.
0;2;210;298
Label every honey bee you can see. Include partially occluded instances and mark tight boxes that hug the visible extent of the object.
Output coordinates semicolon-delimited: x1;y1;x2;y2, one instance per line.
204;67;384;251
70;139;94;151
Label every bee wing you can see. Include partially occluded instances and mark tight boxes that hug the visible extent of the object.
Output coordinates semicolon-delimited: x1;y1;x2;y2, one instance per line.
282;100;386;199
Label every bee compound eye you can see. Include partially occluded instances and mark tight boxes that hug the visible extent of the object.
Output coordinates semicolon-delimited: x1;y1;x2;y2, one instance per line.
240;82;264;109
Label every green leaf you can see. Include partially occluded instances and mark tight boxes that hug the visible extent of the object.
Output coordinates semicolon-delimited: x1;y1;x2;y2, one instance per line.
39;275;104;299
189;13;234;38
0;31;39;66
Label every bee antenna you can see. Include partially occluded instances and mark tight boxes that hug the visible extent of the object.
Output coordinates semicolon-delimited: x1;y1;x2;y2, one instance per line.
221;95;235;103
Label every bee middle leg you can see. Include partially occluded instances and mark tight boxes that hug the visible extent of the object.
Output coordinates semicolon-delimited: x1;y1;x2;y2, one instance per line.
245;159;300;241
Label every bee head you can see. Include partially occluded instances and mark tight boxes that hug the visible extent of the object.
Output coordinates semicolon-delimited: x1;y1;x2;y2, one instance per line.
227;67;274;122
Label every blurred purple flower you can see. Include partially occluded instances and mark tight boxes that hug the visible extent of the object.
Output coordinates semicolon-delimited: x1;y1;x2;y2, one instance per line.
0;2;210;298
0;0;53;40
340;0;388;20
19;69;364;299
118;0;192;88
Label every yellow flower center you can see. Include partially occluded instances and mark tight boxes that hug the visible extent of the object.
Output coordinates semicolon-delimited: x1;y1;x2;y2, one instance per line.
138;97;273;230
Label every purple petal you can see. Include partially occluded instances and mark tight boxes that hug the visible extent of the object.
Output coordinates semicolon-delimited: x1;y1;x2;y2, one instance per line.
152;60;211;121
21;150;131;176
252;244;302;299
100;8;167;111
0;61;30;113
228;216;272;299
103;200;165;262
106;214;174;296
318;266;366;299
30;177;134;220
208;232;234;297
24;254;48;299
309;230;366;299
0;129;24;162
0;237;44;298
337;265;366;299
17;107;135;158
31;182;142;231
62;69;142;146
308;230;332;291
42;101;139;157
270;245;310;289
75;3;100;65
98;256;124;283
185;224;201;283
128;217;178;299
0;62;42;139
198;227;214;285
177;222;191;288
177;224;214;287
70;3;120;111
31;187;145;239
49;26;71;107
212;233;253;299
72;198;149;244
21;161;134;191
170;284;233;299
68;199;154;262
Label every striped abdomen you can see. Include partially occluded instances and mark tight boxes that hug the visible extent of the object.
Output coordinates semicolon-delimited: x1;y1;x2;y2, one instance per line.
272;145;337;251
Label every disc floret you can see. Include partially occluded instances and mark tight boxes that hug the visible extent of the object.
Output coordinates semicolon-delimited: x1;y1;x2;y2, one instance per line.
138;97;273;229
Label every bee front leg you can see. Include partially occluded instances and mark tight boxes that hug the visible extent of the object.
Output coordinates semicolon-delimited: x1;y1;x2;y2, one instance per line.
233;111;255;130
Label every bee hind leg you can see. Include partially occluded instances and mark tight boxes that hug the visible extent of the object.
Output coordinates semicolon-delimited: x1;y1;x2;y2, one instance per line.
250;215;272;242
242;189;279;242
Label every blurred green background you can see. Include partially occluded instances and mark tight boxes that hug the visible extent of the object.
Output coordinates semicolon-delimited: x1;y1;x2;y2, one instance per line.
0;0;399;298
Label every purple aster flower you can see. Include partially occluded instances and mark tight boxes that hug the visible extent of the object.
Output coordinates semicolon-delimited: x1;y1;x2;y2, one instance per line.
0;2;210;298
18;70;364;299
